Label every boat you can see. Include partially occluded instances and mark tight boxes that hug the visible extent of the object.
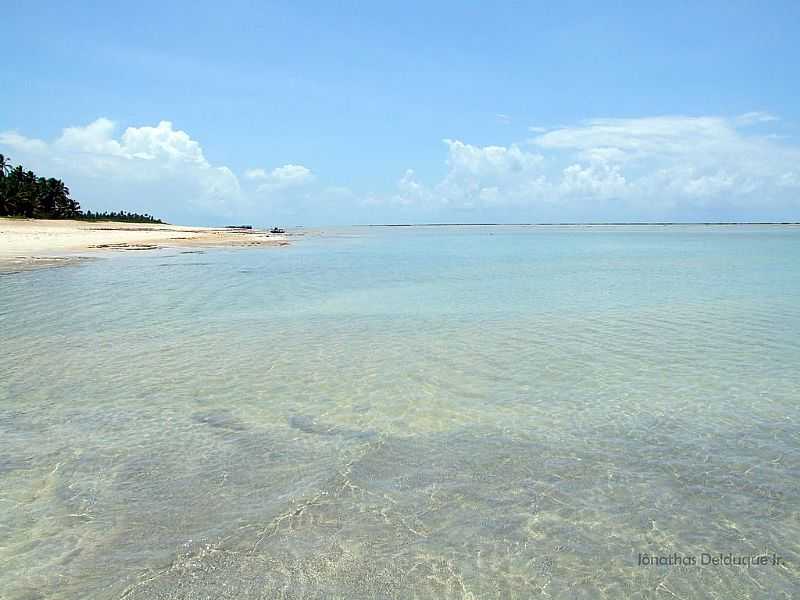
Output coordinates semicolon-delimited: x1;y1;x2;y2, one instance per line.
270;227;285;234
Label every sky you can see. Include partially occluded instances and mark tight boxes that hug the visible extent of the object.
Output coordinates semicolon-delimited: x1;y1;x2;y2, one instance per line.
2;1;799;225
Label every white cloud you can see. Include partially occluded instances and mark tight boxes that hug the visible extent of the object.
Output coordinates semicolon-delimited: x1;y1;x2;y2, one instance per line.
529;115;800;208
391;169;434;206
3;112;799;224
444;139;543;177
244;168;267;179
246;163;314;194
45;118;211;166
369;114;800;220
266;164;313;185
0;118;242;219
119;121;208;165
559;161;627;199
432;140;548;208
55;118;124;156
0;118;324;223
246;164;312;183
0;131;49;154
532;116;735;159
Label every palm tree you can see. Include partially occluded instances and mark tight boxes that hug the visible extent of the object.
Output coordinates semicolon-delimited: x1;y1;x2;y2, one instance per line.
36;178;56;216
0;154;11;177
0;157;154;220
46;179;74;217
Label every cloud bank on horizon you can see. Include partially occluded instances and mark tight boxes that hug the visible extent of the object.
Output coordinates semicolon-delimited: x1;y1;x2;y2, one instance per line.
1;112;798;224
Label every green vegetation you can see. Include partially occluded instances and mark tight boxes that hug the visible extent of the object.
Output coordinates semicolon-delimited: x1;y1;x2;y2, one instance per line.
79;210;163;224
0;154;162;223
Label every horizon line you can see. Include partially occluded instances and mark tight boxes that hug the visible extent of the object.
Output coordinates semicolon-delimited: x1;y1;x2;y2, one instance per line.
352;222;800;227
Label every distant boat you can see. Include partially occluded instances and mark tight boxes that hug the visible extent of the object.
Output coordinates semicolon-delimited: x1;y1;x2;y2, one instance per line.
270;227;285;234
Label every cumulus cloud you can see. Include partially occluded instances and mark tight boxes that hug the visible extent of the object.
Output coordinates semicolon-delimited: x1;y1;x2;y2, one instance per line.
0;118;241;220
372;113;800;220
433;140;547;208
559;161;627;199
0;131;49;154
388;169;434;206
244;168;268;179
444;139;544;177
3;112;799;224
246;164;314;192
530;115;800;210
0;117;324;223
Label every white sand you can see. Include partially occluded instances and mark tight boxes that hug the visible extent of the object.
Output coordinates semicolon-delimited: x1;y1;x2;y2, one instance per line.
0;218;288;271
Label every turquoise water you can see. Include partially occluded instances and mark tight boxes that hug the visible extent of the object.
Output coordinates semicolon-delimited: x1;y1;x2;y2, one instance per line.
2;225;799;598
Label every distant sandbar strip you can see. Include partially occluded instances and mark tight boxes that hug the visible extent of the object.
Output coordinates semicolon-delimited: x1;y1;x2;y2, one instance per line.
365;222;800;226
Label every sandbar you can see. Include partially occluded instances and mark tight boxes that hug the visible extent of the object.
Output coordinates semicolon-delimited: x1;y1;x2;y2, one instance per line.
0;218;289;272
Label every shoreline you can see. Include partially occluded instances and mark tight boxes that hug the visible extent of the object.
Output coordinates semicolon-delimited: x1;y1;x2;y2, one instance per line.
0;218;290;273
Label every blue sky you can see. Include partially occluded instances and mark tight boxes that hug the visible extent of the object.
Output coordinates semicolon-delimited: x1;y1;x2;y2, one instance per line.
2;1;799;224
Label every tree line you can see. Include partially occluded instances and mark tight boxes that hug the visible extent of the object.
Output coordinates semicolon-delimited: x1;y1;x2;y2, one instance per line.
79;210;163;223
0;154;162;223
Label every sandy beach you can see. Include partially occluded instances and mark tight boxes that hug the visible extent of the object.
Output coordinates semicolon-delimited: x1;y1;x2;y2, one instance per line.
0;218;289;272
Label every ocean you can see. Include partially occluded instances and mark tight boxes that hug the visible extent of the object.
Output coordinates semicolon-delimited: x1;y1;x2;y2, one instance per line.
2;225;799;598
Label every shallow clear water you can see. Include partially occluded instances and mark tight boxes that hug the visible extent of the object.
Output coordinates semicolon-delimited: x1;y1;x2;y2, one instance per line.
2;225;799;599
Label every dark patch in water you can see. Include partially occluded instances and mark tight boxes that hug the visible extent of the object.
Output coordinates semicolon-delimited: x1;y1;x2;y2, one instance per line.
192;410;247;432
288;415;318;434
0;455;32;475
0;409;49;434
288;415;374;440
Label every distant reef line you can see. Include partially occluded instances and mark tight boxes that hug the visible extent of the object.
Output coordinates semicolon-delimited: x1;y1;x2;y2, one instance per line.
363;222;800;227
